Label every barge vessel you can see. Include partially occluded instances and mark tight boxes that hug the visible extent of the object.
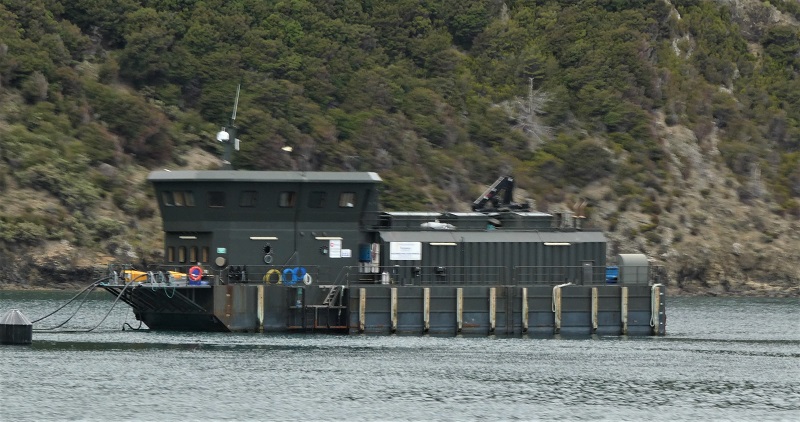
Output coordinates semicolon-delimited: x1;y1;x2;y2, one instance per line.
99;117;666;336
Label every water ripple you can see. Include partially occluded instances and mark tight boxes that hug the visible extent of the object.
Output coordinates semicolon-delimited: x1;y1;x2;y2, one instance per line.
1;293;799;421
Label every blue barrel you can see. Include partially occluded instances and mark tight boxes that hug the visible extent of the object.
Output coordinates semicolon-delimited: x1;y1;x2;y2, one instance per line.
605;266;619;284
359;244;372;262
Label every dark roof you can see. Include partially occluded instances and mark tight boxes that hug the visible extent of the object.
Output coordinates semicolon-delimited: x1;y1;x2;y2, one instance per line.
148;170;382;184
379;230;606;243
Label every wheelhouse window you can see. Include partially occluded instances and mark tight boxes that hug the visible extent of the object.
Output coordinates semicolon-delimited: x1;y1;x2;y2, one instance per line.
162;191;174;206
162;191;195;207
167;247;175;262
279;191;296;208
309;191;326;208
239;191;257;207
189;246;198;263
339;192;356;208
201;247;209;263
208;191;225;207
178;246;186;263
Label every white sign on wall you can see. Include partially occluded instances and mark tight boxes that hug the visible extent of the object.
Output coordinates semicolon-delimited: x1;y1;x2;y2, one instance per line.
341;249;352;258
329;239;342;258
389;242;422;261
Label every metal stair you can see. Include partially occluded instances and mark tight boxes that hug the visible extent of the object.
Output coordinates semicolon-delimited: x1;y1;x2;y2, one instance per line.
322;286;340;306
291;285;347;331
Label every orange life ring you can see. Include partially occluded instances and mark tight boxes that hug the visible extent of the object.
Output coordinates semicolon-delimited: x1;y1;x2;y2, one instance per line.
188;266;203;281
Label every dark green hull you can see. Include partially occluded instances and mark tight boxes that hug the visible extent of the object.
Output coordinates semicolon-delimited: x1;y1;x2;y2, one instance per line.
102;283;665;335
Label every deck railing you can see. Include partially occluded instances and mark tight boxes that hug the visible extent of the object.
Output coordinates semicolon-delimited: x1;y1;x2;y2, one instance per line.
102;263;664;287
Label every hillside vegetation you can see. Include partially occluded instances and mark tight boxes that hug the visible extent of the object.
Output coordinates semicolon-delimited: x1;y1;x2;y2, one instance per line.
0;0;798;295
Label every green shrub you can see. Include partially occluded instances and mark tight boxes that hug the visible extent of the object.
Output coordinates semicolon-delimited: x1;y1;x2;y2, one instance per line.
0;219;48;245
644;230;662;245
640;197;662;215
639;222;658;233
18;161;101;212
91;217;127;241
607;213;619;232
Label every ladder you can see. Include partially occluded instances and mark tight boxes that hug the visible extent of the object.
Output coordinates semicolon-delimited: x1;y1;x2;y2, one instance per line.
322;286;340;306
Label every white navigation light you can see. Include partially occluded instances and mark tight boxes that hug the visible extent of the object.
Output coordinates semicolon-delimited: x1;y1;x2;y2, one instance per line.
235;138;240;151
217;130;230;142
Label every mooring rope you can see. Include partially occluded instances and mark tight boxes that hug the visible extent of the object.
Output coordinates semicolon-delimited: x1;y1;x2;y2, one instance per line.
122;320;144;331
163;283;177;298
31;277;109;324
34;283;99;330
44;279;133;333
650;283;662;328
84;278;132;333
551;282;572;313
33;276;132;333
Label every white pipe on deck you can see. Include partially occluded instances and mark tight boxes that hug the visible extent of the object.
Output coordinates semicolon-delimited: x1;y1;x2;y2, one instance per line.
552;283;571;334
521;287;528;332
456;288;463;332
423;287;430;332
591;287;598;332
489;287;496;333
359;288;366;333
391;287;398;333
621;286;629;335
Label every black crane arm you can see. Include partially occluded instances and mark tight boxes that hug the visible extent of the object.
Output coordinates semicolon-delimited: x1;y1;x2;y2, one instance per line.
471;176;531;212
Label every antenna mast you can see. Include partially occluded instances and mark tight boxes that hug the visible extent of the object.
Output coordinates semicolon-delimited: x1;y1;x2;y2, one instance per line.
231;83;240;124
217;84;241;170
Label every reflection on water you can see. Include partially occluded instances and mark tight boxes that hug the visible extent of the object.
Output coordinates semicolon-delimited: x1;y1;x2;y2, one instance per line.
1;291;798;421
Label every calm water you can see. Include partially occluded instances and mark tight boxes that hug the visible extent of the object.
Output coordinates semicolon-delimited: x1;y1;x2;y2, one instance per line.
0;289;798;421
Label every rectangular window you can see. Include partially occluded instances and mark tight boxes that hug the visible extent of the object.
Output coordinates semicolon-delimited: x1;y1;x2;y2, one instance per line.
208;191;225;207
167;247;175;262
239;191;257;207
339;192;356;208
162;191;174;206
309;191;326;208
174;191;185;206
279;191;296;208
185;191;195;207
189;246;198;263
201;247;209;263
178;246;186;263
